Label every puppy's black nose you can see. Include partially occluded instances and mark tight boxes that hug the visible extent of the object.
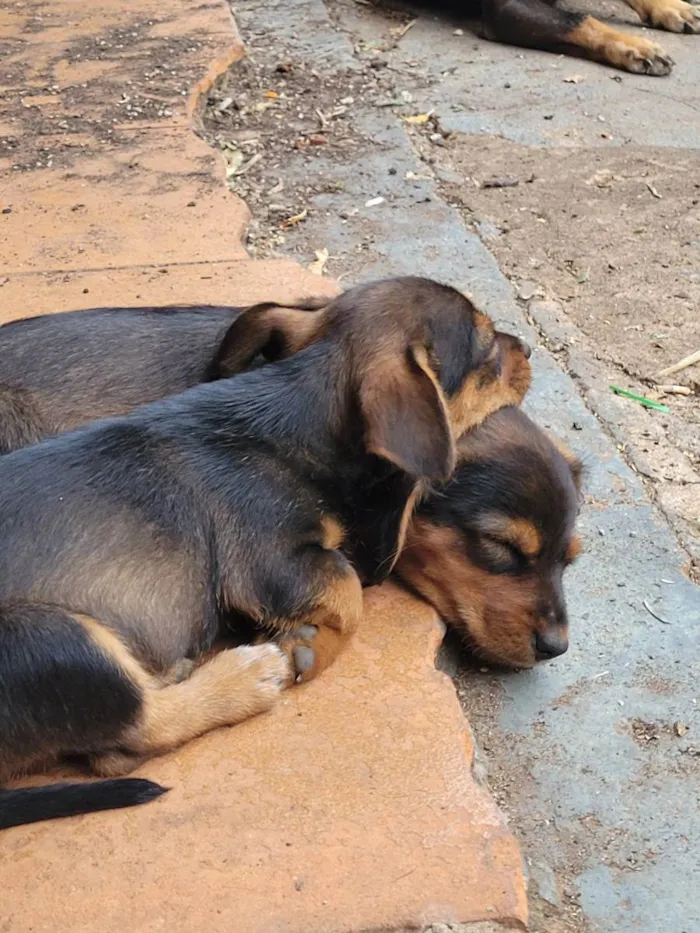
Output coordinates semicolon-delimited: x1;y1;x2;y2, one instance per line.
535;629;568;659
518;337;532;359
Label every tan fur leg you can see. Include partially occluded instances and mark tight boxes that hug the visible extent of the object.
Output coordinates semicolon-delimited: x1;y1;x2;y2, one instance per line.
75;616;290;768
278;568;364;684
622;0;699;31
119;644;292;758
159;657;197;685
90;749;147;778
565;17;674;74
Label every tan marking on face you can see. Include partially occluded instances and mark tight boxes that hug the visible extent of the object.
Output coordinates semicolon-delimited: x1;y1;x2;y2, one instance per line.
474;513;541;559
506;518;541;559
396;520;540;668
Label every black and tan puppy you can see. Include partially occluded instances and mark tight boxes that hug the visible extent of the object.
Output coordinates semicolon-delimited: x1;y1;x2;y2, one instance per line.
389;0;697;76
0;276;530;829
0;301;326;453
397;405;582;669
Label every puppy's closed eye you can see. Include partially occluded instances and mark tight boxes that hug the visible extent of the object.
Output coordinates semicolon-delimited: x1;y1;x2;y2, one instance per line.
479;534;527;574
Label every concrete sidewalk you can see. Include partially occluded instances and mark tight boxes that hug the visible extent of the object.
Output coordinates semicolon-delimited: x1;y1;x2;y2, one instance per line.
0;2;527;932
202;3;700;932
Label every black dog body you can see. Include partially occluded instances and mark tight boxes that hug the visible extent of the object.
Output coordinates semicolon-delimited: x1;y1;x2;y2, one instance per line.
0;304;242;452
0;356;358;670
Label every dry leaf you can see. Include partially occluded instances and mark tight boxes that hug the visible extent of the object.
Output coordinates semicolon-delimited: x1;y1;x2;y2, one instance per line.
308;248;329;276
402;112;432;125
585;169;617;188
647;182;662;199
222;147;244;178
674;722;689;737
281;208;308;229
264;90;279;99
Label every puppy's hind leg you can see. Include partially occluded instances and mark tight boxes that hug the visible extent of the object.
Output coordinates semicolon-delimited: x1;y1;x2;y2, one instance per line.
113;644;292;762
0;605;165;827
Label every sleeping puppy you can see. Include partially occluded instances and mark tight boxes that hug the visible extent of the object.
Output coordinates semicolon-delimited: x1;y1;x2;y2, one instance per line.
0;301;325;453
397;405;582;669
0;293;573;670
0;276;530;829
0;294;573;670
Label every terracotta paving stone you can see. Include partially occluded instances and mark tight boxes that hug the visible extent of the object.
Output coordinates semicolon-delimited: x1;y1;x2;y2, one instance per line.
0;1;528;930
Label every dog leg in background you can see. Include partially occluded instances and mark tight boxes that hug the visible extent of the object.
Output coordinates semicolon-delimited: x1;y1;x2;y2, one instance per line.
481;0;674;74
621;0;699;31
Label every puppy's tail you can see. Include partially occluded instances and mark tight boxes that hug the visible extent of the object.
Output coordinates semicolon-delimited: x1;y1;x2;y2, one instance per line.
0;779;167;830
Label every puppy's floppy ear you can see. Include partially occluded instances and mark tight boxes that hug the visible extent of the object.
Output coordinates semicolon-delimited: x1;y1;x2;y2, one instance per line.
212;299;329;377
496;332;532;402
360;343;456;483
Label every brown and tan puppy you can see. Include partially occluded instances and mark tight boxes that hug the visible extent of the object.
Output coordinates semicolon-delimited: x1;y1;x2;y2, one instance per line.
398;405;582;669
0;276;530;829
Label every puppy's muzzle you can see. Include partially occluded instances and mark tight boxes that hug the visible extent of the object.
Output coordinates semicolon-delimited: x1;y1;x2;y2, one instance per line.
534;629;568;660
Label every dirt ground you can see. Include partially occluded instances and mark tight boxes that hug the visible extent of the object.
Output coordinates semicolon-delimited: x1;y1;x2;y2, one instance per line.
430;137;700;568
201;6;699;582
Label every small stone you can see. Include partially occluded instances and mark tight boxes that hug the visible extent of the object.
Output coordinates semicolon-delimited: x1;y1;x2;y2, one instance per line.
572;421;583;431
518;281;537;301
436;167;465;185
531;860;560;907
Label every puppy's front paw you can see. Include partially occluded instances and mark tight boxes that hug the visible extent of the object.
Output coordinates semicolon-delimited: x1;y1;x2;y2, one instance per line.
280;624;319;684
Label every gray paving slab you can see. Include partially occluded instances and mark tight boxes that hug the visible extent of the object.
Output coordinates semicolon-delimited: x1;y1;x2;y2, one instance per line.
230;3;700;930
